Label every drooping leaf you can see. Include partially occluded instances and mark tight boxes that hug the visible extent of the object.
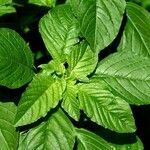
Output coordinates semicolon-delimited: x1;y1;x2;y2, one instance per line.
0;102;18;150
29;0;56;7
112;137;144;150
39;4;79;62
18;109;75;150
70;0;126;53
0;28;34;89
76;128;112;150
118;2;150;57
67;42;98;81
15;73;66;126
62;80;80;121
78;78;136;133
95;52;150;105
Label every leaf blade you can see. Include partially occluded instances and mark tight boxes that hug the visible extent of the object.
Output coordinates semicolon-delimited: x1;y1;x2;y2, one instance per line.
18;109;75;150
15;73;66;126
67;42;98;81
78;79;136;133
70;0;126;52
0;28;34;89
62;80;80;121
95;52;150;105
0;102;18;150
118;2;150;57
39;4;79;62
76;128;112;150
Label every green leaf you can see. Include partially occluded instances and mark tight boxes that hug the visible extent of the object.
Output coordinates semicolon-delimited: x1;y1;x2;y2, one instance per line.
0;28;34;89
62;80;80;121
29;0;56;7
112;137;144;150
0;6;15;16
78;78;136;133
39;4;79;62
76;128;112;150
15;73;66;126
0;0;12;5
39;60;65;76
0;102;18;150
67;42;98;81
70;0;126;53
18;109;75;150
118;2;150;57
95;52;150;105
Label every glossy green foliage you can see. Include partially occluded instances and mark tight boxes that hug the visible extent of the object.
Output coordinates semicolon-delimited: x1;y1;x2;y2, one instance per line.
95;52;150;105
0;28;34;88
39;4;79;62
18;109;75;150
0;102;18;150
0;0;150;149
118;2;150;57
70;0;126;53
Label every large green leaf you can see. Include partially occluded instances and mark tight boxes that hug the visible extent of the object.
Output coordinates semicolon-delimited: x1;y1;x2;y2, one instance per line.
76;128;112;150
70;0;126;53
15;73;66;126
0;28;34;89
62;80;80;121
112;137;144;150
0;102;18;150
18;109;75;150
29;0;56;7
118;2;150;57
67;42;98;81
95;52;150;105
78;78;136;133
39;4;79;62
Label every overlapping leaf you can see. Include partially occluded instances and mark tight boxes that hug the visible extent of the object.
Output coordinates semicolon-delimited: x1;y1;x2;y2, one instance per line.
0;28;34;89
62;80;80;121
95;52;150;105
18;109;75;150
118;2;150;57
39;4;79;62
78;78;136;133
76;128;112;150
70;0;126;52
0;102;18;150
15;73;66;126
67;42;98;81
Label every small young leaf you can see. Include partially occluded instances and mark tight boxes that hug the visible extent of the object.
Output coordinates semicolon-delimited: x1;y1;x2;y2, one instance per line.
76;128;112;150
70;0;126;53
0;102;18;150
112;137;144;150
0;28;34;89
67;42;98;81
39;4;79;62
118;2;150;57
18;109;75;150
39;60;65;76
15;73;66;126
78;79;136;133
62;80;80;121
95;52;150;105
